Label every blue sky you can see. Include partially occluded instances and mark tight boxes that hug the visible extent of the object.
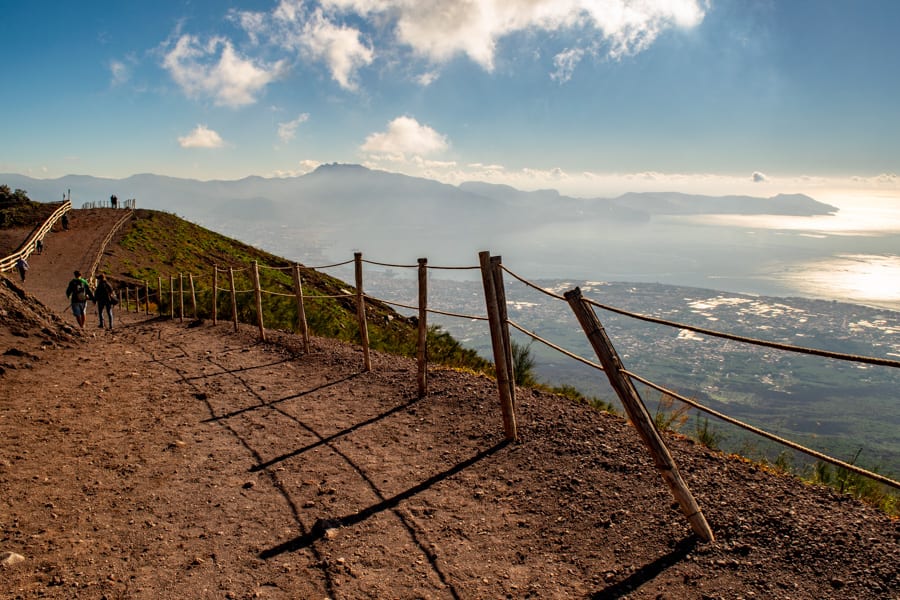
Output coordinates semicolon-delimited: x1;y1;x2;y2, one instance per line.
2;0;899;199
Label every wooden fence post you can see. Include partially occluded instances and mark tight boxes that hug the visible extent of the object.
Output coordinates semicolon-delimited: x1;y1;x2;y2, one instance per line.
179;274;185;322
212;266;218;325
564;287;714;542
479;251;518;442
491;255;516;406
189;273;197;319
354;252;372;372
169;276;175;319
252;261;266;341
157;276;163;316
144;280;150;315
292;264;310;354
417;257;428;397
229;267;238;332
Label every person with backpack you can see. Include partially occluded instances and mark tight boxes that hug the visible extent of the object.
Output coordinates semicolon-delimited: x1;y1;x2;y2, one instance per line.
15;257;28;282
65;270;94;328
93;273;117;329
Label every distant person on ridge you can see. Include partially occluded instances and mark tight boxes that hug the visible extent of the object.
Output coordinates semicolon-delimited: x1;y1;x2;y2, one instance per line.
15;257;28;282
36;239;43;254
93;273;116;329
65;270;93;328
61;213;69;231
110;194;118;209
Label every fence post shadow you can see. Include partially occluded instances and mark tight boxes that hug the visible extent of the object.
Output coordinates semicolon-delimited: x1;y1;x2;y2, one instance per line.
591;535;699;599
258;439;509;559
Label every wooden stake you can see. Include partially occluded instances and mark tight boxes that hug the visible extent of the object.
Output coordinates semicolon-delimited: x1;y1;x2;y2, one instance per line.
189;273;197;319
292;264;310;354
212;266;218;325
564;287;714;542
491;256;516;407
252;261;266;341
479;251;518;441
229;267;238;332
417;257;428;397
354;252;371;372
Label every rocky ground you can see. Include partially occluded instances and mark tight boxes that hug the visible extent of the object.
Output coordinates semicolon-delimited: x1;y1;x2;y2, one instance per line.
0;209;898;599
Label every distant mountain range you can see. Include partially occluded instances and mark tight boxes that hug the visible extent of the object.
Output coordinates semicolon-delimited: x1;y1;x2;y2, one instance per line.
2;164;840;271
2;163;838;223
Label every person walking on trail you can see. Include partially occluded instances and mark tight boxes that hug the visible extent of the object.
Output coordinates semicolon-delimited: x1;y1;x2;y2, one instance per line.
65;270;93;328
15;257;28;282
93;273;116;329
36;239;43;254
61;213;69;231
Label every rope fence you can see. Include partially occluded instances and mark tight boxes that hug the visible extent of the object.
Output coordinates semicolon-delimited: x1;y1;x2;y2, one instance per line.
92;244;900;538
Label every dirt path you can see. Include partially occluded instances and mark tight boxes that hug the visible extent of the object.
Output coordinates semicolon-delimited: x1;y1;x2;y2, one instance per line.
1;211;899;599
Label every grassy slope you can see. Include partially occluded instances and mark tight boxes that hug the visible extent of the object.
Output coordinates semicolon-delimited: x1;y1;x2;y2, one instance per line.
102;209;490;370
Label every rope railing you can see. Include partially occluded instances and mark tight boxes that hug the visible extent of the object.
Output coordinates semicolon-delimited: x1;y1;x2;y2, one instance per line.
583;295;900;369
0;201;70;272
499;263;900;493
507;318;603;371
624;369;900;491
106;249;899;500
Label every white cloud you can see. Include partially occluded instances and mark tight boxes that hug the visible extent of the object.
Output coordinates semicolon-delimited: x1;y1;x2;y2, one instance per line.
178;125;225;149
109;59;130;86
752;171;768;183
162;34;285;107
551;47;584;83
300;9;374;90
278;113;310;143
323;0;706;72
361;116;449;157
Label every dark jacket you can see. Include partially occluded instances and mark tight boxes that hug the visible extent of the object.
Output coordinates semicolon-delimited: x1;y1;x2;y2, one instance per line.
94;279;115;305
65;277;94;303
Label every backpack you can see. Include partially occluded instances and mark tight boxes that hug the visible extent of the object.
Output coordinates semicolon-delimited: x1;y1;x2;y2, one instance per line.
72;279;87;302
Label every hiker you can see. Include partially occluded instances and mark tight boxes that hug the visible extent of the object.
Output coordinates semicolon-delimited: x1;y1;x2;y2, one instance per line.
94;273;117;329
110;194;118;209
65;270;93;328
15;257;28;282
61;213;69;231
36;239;43;254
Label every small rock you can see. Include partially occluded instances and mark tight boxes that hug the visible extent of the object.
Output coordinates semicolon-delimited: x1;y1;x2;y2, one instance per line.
0;551;26;567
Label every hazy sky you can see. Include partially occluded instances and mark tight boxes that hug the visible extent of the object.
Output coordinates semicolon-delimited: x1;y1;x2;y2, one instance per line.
2;0;899;198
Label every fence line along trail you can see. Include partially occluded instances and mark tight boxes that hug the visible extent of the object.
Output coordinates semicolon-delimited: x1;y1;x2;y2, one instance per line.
1;208;898;599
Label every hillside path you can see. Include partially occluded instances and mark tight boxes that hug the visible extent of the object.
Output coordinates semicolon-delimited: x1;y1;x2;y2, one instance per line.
1;210;898;599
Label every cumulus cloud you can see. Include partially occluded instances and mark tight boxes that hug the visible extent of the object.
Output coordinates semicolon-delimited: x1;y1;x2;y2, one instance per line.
178;125;225;148
162;34;285;107
752;171;768;183
278;113;310;143
323;0;706;72
361;116;449;158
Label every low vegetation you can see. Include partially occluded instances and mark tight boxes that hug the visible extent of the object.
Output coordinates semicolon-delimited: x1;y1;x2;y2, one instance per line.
0;185;57;227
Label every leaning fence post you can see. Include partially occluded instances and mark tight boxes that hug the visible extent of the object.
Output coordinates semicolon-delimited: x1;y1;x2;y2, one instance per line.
229;267;238;332
292;264;310;353
479;251;518;441
251;261;266;341
564;287;714;542
491;255;516;407
417;257;428;397
354;252;372;372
